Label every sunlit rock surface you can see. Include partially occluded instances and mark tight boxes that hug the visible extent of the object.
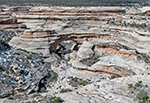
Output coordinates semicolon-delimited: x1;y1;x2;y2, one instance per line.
0;6;150;103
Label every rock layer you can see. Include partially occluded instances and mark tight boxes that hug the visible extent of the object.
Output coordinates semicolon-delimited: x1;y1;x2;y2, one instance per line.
0;6;150;103
8;6;150;76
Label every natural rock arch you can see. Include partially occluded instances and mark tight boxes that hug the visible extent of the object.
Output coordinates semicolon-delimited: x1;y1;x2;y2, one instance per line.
49;36;76;53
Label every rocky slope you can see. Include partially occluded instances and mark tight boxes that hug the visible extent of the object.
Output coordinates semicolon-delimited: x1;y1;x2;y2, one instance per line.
0;6;150;103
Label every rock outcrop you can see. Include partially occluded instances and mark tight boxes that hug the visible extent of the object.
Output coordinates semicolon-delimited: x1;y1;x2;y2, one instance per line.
1;6;150;103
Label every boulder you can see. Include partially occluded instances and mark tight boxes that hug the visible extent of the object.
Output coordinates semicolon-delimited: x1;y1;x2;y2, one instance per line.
77;41;95;59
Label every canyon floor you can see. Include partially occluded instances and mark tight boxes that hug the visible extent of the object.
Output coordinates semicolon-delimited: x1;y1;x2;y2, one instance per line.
0;6;150;103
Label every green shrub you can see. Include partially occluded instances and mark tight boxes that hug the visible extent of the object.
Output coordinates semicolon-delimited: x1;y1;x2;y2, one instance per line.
111;75;116;79
110;75;121;79
0;66;3;69
68;77;91;87
135;82;141;87
137;53;150;64
72;77;78;82
80;53;99;66
138;90;149;102
49;73;58;82
128;84;133;88
8;96;15;100
138;81;142;83
1;80;4;84
50;97;63;103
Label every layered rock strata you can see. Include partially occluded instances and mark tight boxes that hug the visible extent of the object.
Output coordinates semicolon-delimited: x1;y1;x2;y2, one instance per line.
8;6;150;77
1;6;150;103
0;6;28;30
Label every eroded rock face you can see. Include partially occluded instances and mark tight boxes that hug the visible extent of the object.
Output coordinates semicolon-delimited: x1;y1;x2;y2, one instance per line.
1;6;150;103
9;28;56;57
8;6;150;76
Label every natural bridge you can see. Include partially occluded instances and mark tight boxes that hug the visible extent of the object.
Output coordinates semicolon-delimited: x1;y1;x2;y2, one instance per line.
9;27;135;57
8;6;147;78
